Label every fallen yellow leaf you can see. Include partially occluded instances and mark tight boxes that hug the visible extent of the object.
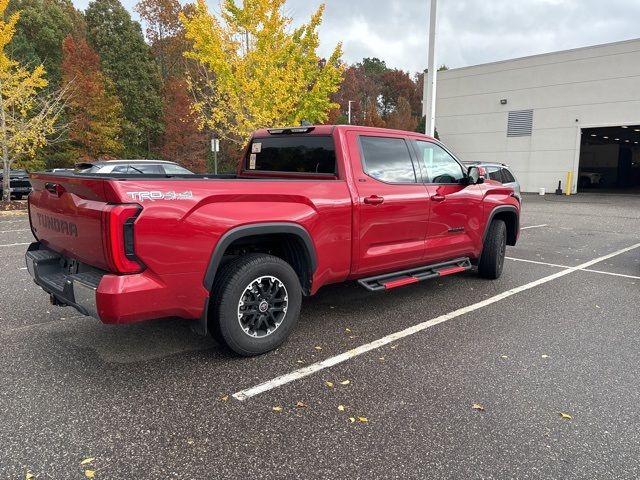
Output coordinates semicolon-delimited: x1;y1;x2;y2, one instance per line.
80;458;94;465
314;346;322;351
559;412;572;420
472;403;485;411
272;406;283;412
85;470;96;479
25;471;34;480
295;401;307;408
348;417;355;423
358;416;369;423
337;405;345;412
378;357;385;361
325;381;334;388
541;354;550;359
500;355;508;359
345;328;352;333
221;395;229;402
390;345;397;349
297;360;304;364
339;380;351;385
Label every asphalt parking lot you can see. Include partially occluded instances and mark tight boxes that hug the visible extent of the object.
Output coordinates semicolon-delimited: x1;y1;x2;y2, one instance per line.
1;194;639;480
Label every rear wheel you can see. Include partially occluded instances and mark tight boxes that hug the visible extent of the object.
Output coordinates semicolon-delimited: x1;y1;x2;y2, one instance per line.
210;253;302;356
478;219;507;279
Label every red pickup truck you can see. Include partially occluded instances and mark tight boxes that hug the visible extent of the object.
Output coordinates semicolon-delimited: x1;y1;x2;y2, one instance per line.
25;125;520;355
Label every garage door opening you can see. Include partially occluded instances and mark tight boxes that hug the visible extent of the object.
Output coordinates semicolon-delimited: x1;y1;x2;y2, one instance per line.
579;125;640;193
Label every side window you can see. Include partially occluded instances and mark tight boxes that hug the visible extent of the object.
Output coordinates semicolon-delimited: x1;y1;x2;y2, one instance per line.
111;165;129;173
501;168;516;183
359;136;416;184
486;167;503;182
134;164;163;174
414;141;465;184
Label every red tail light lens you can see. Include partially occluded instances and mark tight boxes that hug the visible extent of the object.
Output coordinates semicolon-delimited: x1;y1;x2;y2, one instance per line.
102;204;144;274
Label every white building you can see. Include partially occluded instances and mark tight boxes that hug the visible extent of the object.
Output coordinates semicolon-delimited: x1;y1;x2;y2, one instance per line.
434;38;640;193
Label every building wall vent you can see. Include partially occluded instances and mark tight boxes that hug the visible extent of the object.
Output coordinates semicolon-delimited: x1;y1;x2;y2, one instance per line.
507;110;533;137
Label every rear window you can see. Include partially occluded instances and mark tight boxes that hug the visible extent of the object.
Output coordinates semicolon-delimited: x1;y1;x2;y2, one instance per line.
245;136;336;174
360;136;417;183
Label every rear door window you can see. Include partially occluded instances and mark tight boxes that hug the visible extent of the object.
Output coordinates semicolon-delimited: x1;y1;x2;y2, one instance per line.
501;168;516;183
359;136;417;183
245;135;336;174
486;167;504;182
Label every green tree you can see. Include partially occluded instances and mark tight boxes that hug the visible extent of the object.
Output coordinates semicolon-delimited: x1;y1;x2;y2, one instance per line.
85;0;162;157
182;0;343;145
8;0;84;88
0;0;66;201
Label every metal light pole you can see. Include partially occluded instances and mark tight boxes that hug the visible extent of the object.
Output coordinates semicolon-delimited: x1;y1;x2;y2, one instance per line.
423;0;439;136
348;100;355;125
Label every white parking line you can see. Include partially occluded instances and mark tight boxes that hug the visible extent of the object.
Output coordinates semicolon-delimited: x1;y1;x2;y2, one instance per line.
0;242;30;248
0;229;29;233
506;257;640;280
232;242;640;401
521;224;548;230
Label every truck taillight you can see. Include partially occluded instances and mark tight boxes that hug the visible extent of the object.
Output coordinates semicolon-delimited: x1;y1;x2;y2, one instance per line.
102;204;144;274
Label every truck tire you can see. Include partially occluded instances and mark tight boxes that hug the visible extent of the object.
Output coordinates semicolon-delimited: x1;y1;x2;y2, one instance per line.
211;253;302;356
478;219;507;280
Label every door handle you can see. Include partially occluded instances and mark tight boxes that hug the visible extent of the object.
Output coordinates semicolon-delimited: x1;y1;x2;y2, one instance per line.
364;195;384;205
430;194;445;202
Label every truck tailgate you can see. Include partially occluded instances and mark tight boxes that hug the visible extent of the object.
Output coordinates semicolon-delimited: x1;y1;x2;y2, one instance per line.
28;174;116;271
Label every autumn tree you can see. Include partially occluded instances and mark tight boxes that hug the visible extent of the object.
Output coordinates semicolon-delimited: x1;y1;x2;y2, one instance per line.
386;96;418;132
135;0;190;81
157;78;206;172
85;0;162;157
380;69;421;119
1;0;66;201
61;35;123;160
182;0;344;145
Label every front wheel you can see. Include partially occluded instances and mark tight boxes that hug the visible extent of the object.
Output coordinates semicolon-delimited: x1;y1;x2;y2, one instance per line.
211;253;302;356
478;219;507;279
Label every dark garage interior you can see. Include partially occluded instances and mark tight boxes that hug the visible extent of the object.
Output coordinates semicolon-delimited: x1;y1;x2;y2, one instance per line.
579;125;640;193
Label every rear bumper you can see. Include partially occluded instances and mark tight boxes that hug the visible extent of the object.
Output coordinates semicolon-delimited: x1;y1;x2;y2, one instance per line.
26;243;103;319
25;242;207;324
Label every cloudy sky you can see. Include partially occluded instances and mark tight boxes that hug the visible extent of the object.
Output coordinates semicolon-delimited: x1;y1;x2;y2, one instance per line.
74;0;640;73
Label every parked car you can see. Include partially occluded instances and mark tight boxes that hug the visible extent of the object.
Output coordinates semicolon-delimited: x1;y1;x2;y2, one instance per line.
464;161;521;201
25;125;520;356
75;160;195;175
0;169;32;200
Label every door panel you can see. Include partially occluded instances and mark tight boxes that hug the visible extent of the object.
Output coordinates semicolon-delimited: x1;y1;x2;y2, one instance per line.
424;184;484;263
411;140;484;263
348;132;431;276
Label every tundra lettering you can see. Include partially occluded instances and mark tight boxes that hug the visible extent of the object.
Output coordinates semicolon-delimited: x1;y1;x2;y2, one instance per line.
36;213;78;237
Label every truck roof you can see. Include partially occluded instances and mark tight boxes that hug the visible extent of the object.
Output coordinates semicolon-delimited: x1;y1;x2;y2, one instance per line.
252;125;437;141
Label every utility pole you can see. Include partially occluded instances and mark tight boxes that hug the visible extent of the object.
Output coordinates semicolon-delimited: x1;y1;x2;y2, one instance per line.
348;100;354;125
423;0;439;136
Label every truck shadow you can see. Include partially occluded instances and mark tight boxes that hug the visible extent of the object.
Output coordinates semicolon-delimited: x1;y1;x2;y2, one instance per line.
63;272;482;364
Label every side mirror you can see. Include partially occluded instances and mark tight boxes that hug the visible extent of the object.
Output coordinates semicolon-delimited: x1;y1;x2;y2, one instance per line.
467;166;484;185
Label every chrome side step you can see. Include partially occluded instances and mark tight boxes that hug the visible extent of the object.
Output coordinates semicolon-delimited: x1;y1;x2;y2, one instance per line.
357;257;472;292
